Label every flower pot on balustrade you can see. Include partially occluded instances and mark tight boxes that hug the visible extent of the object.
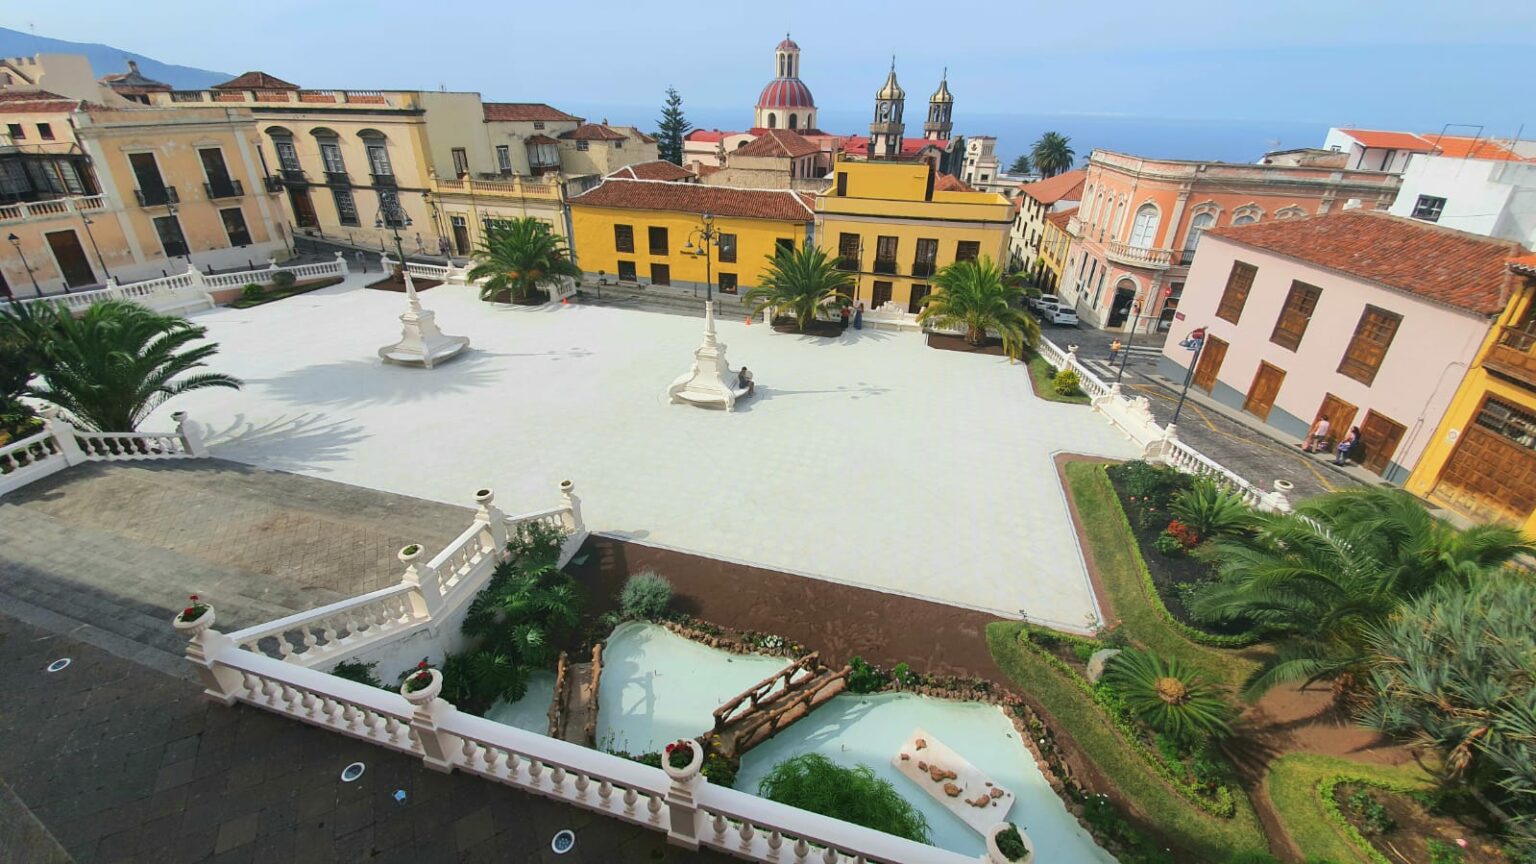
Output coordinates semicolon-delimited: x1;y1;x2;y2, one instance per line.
986;822;1034;863
662;738;703;785
401;667;442;705
173;604;215;638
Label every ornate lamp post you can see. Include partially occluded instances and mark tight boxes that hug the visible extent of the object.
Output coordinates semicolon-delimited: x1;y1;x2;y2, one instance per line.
80;213;111;284
375;196;469;368
7;233;41;296
667;212;741;410
166;202;194;269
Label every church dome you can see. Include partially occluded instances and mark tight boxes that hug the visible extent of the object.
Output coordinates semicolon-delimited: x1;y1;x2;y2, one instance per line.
876;67;905;101
930;75;953;104
777;36;800;51
757;77;816;109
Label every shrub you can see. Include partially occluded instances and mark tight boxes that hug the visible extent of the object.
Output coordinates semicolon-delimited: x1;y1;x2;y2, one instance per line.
701;753;737;788
1154;531;1188;557
1345;789;1395;836
330;659;383;688
891;661;919;688
1428;840;1466;864
757;754;930;843
1171;480;1253;541
1104;648;1232;742
1165;520;1201;549
1226;854;1280;864
271;270;296;288
996;823;1030;860
846;656;889;693
241;283;264;300
618;570;673;620
1053;367;1083;397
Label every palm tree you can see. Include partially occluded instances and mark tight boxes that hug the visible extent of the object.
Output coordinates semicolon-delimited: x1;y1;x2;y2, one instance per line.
1104;648;1231;741
4;300;239;432
467;217;581;304
743;245;852;332
915;256;1038;359
1030;132;1076;178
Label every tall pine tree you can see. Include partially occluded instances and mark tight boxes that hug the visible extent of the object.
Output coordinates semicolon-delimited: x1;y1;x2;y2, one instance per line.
656;87;692;166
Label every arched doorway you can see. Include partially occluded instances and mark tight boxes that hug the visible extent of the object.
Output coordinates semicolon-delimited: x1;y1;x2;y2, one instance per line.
1107;277;1138;329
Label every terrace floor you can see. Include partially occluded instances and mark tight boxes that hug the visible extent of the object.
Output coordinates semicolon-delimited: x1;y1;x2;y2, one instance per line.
156;278;1138;630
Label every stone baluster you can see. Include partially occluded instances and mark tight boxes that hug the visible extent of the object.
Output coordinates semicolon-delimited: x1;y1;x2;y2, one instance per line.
401;669;455;772
334;250;350;276
474;487;508;550
171;603;245;705
559;480;584;536
397;543;443;617
39;407;86;466
172;411;209;457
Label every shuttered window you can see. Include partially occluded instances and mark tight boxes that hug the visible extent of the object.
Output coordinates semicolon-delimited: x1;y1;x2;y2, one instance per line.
1338;305;1401;385
1215;261;1257;324
1269;280;1322;351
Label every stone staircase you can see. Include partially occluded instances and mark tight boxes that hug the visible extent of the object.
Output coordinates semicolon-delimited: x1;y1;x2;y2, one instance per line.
574;282;755;320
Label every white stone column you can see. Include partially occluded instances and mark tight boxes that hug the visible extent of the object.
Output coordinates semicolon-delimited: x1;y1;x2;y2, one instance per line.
40;409;86;466
667;301;739;411
172;605;245;706
334;250;350;276
559;480;584;536
172;411;209;457
398;543;443;618
474;487;508;550
662;739;704;849
377;267;470;368
401;669;455;773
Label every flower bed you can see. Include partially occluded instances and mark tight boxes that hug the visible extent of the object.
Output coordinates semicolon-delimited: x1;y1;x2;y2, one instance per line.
226;276;345;308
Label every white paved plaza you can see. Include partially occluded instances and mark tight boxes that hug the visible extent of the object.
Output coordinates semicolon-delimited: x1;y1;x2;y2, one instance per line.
158;277;1137;629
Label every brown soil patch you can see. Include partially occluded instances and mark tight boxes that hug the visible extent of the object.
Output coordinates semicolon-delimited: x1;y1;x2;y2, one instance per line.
366;273;444;293
1336;783;1505;864
770;317;843;337
927;332;1006;355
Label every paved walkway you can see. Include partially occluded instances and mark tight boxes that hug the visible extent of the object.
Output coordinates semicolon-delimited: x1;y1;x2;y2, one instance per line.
0;613;726;863
0;461;471;674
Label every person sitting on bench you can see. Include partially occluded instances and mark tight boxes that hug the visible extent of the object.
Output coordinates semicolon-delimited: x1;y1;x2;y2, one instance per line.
736;366;755;397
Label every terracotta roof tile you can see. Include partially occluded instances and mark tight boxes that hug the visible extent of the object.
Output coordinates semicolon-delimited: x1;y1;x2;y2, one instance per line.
1510;254;1536;276
525;133;559;146
1209;209;1524;315
1340;129;1435;151
212;71;299;90
1045;207;1077;229
482;102;581;123
934;173;971;192
734;129;818;159
570;178;814;222
1019;169;1086;205
0;100;79;114
1428;135;1527;162
560;123;627;141
609;160;694;182
685;129;733;143
0;89;66;102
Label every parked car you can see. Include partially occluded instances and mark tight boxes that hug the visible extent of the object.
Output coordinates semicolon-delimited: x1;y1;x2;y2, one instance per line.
1042;305;1078;326
1029;293;1060;313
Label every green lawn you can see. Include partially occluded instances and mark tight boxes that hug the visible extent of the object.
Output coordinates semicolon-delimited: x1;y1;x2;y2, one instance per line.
988;622;1268;860
1027;353;1090;404
1064;460;1260;687
1266;754;1431;864
229;276;345;308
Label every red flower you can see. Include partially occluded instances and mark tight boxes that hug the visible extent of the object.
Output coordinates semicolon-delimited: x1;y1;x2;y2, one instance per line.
417;660;429;670
183;607;195;617
189;594;199;602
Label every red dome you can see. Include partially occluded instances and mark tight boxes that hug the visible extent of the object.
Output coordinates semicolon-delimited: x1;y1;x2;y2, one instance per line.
756;78;815;109
777;37;800;51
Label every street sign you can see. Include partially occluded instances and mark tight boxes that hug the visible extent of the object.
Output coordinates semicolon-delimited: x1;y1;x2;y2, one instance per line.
1174;312;1185;321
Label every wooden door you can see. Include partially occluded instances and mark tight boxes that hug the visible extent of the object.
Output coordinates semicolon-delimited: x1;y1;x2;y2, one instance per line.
287;187;318;228
871;281;892;310
451;216;470;255
1359;410;1406;476
45;230;96;288
908;284;931;314
1243;362;1286;421
1192;336;1228;393
1315;393;1358;447
1432;408;1536;523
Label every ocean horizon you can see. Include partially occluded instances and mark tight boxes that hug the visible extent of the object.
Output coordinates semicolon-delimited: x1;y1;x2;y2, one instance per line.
561;102;1336;168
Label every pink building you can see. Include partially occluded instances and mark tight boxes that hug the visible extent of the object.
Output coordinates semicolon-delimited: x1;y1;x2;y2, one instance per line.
1160;210;1524;482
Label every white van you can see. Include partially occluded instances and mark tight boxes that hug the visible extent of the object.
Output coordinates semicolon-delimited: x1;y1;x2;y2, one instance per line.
1042;304;1078;326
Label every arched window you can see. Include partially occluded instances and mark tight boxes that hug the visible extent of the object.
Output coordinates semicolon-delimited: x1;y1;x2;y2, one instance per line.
1184;212;1216;251
358;129;392;178
767;113;777;129
1232;213;1257;226
1128;203;1160;247
266;125;300;173
788;113;798;130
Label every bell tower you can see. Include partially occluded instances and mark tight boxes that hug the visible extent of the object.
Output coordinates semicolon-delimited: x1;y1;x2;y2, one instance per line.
924;69;953;141
868;58;906;160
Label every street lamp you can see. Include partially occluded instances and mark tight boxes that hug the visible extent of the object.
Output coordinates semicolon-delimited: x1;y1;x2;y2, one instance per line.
665;212;740;409
80;213;111;284
166;202;193;269
1114;299;1141;386
680;212;718;301
374;198;415;281
1171;325;1207;426
7;233;41;296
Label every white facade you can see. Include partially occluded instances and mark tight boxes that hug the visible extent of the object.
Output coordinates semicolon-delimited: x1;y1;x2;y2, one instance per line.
962;136;1000;186
1323;128;1420;174
1388;153;1536;247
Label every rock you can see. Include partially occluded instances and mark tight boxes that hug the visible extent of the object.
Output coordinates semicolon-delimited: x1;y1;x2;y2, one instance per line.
1086;649;1122;684
918;761;928;772
899;753;910;762
929;766;946;783
943;783;961;798
915;738;927;750
989;787;1004;799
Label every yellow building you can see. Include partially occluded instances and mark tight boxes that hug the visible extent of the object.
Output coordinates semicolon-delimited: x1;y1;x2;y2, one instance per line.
815;159;1011;312
2;94;284;297
567;178;813;294
1406;255;1536;536
430;173;568;256
1037;206;1076;293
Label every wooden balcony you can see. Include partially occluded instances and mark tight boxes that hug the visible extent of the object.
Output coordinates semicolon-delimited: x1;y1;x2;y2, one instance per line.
1485;327;1536;389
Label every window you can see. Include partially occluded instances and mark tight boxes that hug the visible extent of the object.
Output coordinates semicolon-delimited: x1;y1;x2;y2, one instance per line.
1231;213;1257;226
837;233;860;270
220;207;252;246
533;121;545;130
775;238;794;256
1127;203;1159;247
366;143;392;177
614;224;634;253
1269;281;1322;351
576;140;589;152
617;260;636;281
1184;212;1215;252
1215;261;1257;324
1411;195;1446;222
5;123;22;140
496;145;512;172
614;140;623;149
647;226;668;255
319;142;346;175
874;236;898;274
332;188;359;226
717;232;737;263
979;173;989;182
378;189;405;227
1474;398;1536;451
1338;305;1401;385
913;238;938;277
152;215;188;259
955;240;981;262
835;172;847;196
908;284;931;314
199;147;236;197
57;161;85;195
451;148;469;177
36;123;53;141
650;263;670;285
274;139;301;172
718;272;738;294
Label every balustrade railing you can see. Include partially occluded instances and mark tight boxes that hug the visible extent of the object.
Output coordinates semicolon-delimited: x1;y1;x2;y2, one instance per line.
1105;241;1172;269
1161;438;1268;508
0;194;110;224
0;411;208;496
226;584;425;664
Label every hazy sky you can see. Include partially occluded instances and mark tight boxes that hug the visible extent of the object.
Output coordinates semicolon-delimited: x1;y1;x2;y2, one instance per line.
5;0;1534;135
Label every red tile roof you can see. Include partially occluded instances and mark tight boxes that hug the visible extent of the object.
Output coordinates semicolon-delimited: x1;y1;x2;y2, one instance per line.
734;129;818;159
1340;129;1530;162
1019;169;1086;205
525;133;559;146
560;123;627;141
1510;254;1536;277
756;77;815;109
1340;129;1436;151
482;102;581;123
1045;207;1077;230
685;129;733;143
0;100;79;113
570;178;814;222
0;89;66;102
934;173;972;192
212;71;299;90
609;160;694;182
1209;209;1525;315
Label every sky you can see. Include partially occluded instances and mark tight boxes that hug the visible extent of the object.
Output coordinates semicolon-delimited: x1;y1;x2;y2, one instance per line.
4;1;1534;152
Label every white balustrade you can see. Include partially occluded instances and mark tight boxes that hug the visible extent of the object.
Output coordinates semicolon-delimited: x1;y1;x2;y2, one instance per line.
0;412;206;497
1035;336;1069;369
1106;241;1172;269
73;430;194;460
1162;438;1267;508
0;430;69;495
0;194;110;225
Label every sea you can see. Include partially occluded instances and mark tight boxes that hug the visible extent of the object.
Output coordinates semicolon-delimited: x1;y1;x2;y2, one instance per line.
561;102;1334;167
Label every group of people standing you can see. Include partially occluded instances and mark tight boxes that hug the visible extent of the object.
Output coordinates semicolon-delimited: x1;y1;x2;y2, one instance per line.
838;302;865;331
1302;416;1362;467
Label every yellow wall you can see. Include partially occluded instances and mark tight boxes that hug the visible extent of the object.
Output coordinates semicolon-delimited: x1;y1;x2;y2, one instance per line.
569;204;807;291
1405;278;1536;537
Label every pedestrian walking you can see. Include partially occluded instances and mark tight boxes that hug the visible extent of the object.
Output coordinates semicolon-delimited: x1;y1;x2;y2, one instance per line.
853;301;864;330
1301;416;1332;453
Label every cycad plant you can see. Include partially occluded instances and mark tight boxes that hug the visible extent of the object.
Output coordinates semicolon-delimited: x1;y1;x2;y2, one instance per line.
916;256;1038;359
1170;479;1254;542
3;300;239;431
1104;648;1231;741
743;245;852;331
468;217;581;303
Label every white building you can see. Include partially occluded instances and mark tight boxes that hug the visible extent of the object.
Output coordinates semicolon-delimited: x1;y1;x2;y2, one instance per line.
1387;153;1536;247
960;136;1000;187
1323;127;1527;174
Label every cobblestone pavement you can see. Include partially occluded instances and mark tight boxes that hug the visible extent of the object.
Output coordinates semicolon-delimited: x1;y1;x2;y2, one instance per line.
0;461;473;672
0;613;727;863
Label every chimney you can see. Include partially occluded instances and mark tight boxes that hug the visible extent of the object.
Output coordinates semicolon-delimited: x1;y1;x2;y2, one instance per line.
127;59;139;74
1342;198;1362;210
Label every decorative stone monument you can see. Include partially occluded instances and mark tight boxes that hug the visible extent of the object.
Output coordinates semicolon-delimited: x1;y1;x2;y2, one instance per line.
668;301;742;411
377;257;469;369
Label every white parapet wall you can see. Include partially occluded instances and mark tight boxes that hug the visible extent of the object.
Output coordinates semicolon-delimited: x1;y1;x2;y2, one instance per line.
0;410;209;497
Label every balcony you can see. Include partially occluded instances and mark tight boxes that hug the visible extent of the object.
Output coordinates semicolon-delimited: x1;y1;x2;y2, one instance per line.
836;256;858;272
1485;327;1536;389
203;179;244;199
134;186;179;207
1105;241;1172;269
370;172;397;188
911;261;936;278
324;171;351;187
262;176;284;194
1066;215;1082;237
872;259;899;276
279;168;307;184
0;193;110;225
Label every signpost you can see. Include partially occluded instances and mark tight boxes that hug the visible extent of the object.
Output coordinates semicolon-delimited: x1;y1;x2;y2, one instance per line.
1172;326;1206;425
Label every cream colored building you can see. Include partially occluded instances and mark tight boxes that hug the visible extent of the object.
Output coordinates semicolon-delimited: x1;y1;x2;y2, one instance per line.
700;129;826;191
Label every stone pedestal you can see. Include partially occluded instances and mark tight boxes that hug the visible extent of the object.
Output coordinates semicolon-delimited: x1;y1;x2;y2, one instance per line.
668;301;741;411
378;269;469;369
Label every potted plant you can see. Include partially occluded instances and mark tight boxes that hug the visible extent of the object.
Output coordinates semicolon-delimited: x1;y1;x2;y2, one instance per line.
172;594;213;634
662;738;702;781
987;822;1033;862
400;659;442;704
398;543;422;564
